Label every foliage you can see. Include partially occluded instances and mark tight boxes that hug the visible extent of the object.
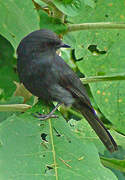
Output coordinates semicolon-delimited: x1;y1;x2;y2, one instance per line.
0;0;125;179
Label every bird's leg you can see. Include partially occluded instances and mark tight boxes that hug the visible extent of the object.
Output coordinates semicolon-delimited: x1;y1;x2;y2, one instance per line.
34;103;62;120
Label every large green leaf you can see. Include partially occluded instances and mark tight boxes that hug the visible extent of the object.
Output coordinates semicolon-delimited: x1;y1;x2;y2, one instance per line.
53;0;95;17
63;0;125;134
0;35;18;97
0;103;117;180
0;0;39;49
65;0;125;57
77;41;125;133
39;11;67;34
53;0;82;17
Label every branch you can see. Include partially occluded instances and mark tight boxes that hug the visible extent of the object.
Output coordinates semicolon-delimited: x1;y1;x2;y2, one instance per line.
67;22;125;32
0;104;31;112
81;73;125;84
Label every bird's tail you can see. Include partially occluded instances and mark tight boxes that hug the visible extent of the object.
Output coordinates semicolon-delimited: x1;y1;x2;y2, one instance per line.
74;103;118;152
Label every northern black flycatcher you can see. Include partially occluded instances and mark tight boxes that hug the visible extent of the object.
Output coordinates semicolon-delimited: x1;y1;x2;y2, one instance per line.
17;29;118;152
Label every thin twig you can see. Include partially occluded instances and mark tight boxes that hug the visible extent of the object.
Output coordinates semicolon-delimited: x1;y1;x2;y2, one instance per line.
59;157;72;168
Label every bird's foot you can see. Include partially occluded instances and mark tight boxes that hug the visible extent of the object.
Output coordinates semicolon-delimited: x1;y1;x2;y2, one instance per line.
33;112;58;120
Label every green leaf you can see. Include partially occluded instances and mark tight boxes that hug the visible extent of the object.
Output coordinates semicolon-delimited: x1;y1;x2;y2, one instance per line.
65;0;125;58
53;0;95;17
69;116;125;154
0;0;39;49
34;0;46;6
64;0;125;134
53;0;82;17
0;35;18;98
0;96;24;122
77;41;125;134
84;0;95;8
39;11;67;34
0;103;117;180
101;157;125;172
58;0;74;4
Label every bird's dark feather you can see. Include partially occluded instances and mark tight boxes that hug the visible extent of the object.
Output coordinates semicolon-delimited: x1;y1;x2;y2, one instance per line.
17;29;118;152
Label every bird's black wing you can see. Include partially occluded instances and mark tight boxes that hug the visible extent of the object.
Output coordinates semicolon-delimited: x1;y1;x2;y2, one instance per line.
51;54;91;107
51;54;118;152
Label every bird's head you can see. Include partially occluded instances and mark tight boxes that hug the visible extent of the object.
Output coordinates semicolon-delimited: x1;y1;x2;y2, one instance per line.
17;29;70;56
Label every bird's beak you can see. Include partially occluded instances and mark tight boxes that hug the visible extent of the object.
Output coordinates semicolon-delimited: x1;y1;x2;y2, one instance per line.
60;43;71;48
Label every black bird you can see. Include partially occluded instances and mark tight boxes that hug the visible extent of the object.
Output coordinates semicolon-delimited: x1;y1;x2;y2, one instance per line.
17;29;118;152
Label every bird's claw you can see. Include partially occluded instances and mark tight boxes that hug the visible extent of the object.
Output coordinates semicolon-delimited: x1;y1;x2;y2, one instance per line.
33;113;58;120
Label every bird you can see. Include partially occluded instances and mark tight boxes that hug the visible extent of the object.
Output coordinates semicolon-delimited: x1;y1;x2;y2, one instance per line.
17;29;118;152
